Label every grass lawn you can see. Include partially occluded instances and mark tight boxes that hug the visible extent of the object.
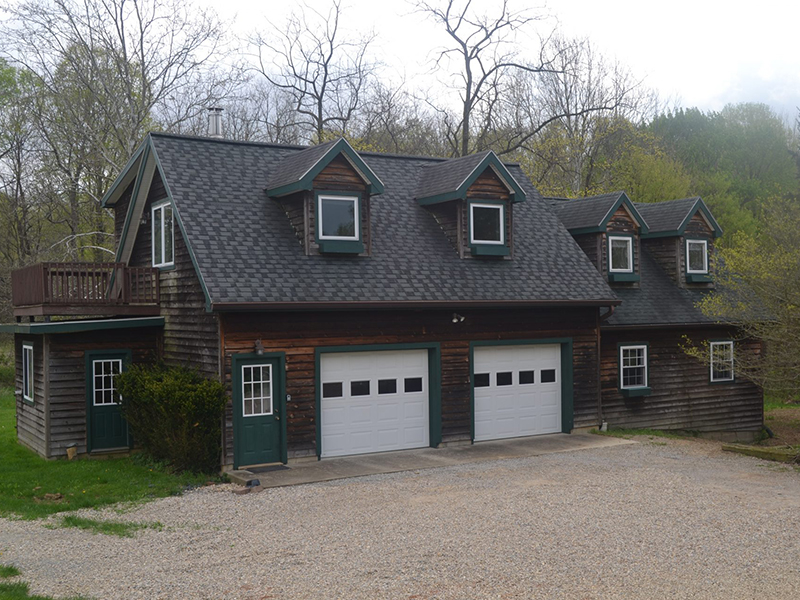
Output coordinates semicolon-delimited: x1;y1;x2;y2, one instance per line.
0;387;209;520
763;394;800;449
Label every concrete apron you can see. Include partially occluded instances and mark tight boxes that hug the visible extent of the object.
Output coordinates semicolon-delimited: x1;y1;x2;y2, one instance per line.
229;433;635;489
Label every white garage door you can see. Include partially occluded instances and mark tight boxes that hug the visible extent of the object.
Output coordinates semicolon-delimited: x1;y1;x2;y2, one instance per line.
320;349;429;457
474;344;562;441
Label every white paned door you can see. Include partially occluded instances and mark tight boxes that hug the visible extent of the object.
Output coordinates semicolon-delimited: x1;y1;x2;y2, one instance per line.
320;349;429;457
473;344;562;441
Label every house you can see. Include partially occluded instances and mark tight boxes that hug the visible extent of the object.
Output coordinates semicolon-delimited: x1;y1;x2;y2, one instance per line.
2;132;763;469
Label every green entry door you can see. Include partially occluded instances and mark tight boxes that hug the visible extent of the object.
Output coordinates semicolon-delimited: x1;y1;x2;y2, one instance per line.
86;351;131;452
234;357;283;468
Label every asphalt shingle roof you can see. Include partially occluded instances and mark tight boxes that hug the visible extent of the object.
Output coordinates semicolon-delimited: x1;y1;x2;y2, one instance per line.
635;197;700;233
415;151;492;200
265;139;338;192
149;134;617;306
546;192;625;231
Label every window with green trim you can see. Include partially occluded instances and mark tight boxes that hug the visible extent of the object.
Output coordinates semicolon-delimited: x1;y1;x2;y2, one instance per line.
152;202;174;268
318;195;359;241
22;344;33;402
470;203;504;245
686;239;708;274
609;236;633;272
620;345;647;389
710;341;734;382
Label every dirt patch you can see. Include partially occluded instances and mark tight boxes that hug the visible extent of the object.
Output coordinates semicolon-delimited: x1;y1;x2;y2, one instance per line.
764;406;800;447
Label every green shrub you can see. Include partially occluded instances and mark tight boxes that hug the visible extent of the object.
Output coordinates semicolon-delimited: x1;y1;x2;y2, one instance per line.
115;364;226;474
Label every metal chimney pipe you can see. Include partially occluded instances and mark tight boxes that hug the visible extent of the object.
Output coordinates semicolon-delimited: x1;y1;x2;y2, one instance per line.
208;107;223;138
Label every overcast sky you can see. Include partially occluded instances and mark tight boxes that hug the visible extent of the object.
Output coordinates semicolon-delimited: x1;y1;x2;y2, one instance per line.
207;0;800;122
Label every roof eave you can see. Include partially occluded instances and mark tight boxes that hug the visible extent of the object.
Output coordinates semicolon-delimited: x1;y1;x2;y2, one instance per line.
211;299;621;312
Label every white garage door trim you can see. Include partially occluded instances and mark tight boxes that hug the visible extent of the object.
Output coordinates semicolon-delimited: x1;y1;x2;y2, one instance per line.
319;348;432;458
472;342;566;442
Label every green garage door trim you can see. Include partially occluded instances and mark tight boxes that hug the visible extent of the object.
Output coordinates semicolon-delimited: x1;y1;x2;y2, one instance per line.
232;352;288;469
85;349;133;453
469;338;574;440
314;343;443;459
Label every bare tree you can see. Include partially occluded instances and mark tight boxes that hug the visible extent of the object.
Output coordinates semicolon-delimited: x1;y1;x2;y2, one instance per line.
252;0;376;144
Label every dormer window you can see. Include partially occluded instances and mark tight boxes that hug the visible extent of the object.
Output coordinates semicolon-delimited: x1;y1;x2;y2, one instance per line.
152;201;174;268
319;194;359;241
609;236;632;272
470;203;504;245
686;240;708;273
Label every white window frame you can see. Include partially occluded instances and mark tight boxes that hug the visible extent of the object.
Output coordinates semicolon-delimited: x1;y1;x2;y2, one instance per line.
710;341;734;382
619;344;648;389
608;236;634;273
686;239;709;274
151;201;175;268
318;195;360;242
242;363;273;417
22;344;34;402
92;359;123;406
469;202;505;245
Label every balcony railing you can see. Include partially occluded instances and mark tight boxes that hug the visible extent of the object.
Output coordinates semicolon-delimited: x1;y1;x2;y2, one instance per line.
11;262;160;317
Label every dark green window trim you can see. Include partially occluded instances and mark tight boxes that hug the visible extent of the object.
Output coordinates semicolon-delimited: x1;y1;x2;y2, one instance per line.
84;349;133;454
467;199;510;257
641;198;723;240
686;273;713;283
314;343;443;459
709;340;735;385
608;272;640;283
232;351;288;468
315;190;365;255
471;245;510;257
617;342;649;395
469;338;574;439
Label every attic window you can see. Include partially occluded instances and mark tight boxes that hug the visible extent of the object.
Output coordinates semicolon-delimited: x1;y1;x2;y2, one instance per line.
686;240;708;273
608;236;632;272
315;192;364;254
152;202;174;268
470;203;504;245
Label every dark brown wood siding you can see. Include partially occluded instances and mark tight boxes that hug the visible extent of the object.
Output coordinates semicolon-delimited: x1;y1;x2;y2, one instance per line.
15;335;47;457
604;205;640;287
427;201;461;257
127;171;220;378
465;168;511;201
681;213;715;288
46;328;161;457
642;236;681;284
600;327;763;432
573;233;602;271
220;307;601;464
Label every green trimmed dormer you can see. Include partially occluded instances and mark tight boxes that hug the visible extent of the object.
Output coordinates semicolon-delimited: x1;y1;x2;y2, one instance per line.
266;138;384;256
416;151;526;259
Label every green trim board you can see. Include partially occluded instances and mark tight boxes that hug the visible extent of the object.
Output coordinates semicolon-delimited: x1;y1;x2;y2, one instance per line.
114;142;151;263
314;190;365;254
599;192;649;234
617;341;650;395
85;349;133;454
231;352;288;468
314;342;443;458
0;317;165;335
416;152;527;205
266;138;385;197
686;273;713;283
641;198;723;239
468;338;574;438
100;144;145;207
608;272;640;283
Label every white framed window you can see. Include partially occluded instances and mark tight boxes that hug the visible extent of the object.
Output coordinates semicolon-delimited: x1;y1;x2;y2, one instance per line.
318;195;359;241
22;344;34;402
608;236;633;273
93;359;123;405
710;341;734;382
470;203;504;245
686;239;709;274
620;345;648;389
242;364;273;417
152;202;174;267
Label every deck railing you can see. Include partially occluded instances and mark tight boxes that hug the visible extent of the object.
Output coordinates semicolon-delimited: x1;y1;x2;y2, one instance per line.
11;262;160;315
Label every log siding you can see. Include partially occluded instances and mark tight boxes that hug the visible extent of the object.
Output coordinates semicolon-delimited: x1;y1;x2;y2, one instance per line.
600;327;763;433
220;307;601;464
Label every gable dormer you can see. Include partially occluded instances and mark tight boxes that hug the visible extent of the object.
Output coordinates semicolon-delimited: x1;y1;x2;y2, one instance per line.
415;151;526;258
638;197;723;287
265;138;384;256
548;192;648;287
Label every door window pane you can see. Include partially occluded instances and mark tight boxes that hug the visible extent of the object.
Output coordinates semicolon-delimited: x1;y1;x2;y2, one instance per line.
242;364;272;416
93;359;123;405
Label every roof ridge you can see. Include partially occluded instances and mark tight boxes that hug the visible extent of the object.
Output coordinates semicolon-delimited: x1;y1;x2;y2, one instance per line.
636;196;701;207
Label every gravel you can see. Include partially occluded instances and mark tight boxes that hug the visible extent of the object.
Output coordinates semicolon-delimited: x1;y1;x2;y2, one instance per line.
2;438;800;599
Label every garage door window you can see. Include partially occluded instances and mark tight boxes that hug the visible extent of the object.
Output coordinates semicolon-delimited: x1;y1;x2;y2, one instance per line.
322;382;343;398
351;380;371;396
378;379;397;394
619;345;647;389
496;372;513;386
519;370;534;384
404;377;423;393
541;369;556;383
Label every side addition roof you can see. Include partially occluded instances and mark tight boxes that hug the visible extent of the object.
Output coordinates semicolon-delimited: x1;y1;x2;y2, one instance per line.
415;151;526;205
636;197;723;238
546;191;649;234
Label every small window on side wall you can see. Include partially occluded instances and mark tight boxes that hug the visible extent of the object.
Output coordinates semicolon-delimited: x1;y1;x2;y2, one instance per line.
686;240;708;274
470;203;504;245
710;341;734;382
152;202;174;268
608;236;633;273
619;344;649;396
318;195;359;241
22;344;34;403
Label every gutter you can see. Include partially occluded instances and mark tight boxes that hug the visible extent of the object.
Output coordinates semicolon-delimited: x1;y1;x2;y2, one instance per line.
211;299;621;312
600;321;732;331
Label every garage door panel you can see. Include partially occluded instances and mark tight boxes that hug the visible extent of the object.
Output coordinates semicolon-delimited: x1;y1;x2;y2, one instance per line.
474;344;562;441
321;349;430;457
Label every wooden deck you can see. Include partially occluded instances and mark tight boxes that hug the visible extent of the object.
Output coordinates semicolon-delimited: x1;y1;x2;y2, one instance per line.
11;262;160;318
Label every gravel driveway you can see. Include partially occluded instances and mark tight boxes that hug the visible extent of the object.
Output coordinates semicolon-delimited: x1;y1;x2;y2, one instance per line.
2;437;800;599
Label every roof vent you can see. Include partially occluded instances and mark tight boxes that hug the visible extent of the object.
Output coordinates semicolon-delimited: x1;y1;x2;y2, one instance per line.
207;107;223;138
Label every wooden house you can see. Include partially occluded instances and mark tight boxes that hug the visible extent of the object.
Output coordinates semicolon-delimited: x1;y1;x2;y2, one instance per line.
2;134;763;469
